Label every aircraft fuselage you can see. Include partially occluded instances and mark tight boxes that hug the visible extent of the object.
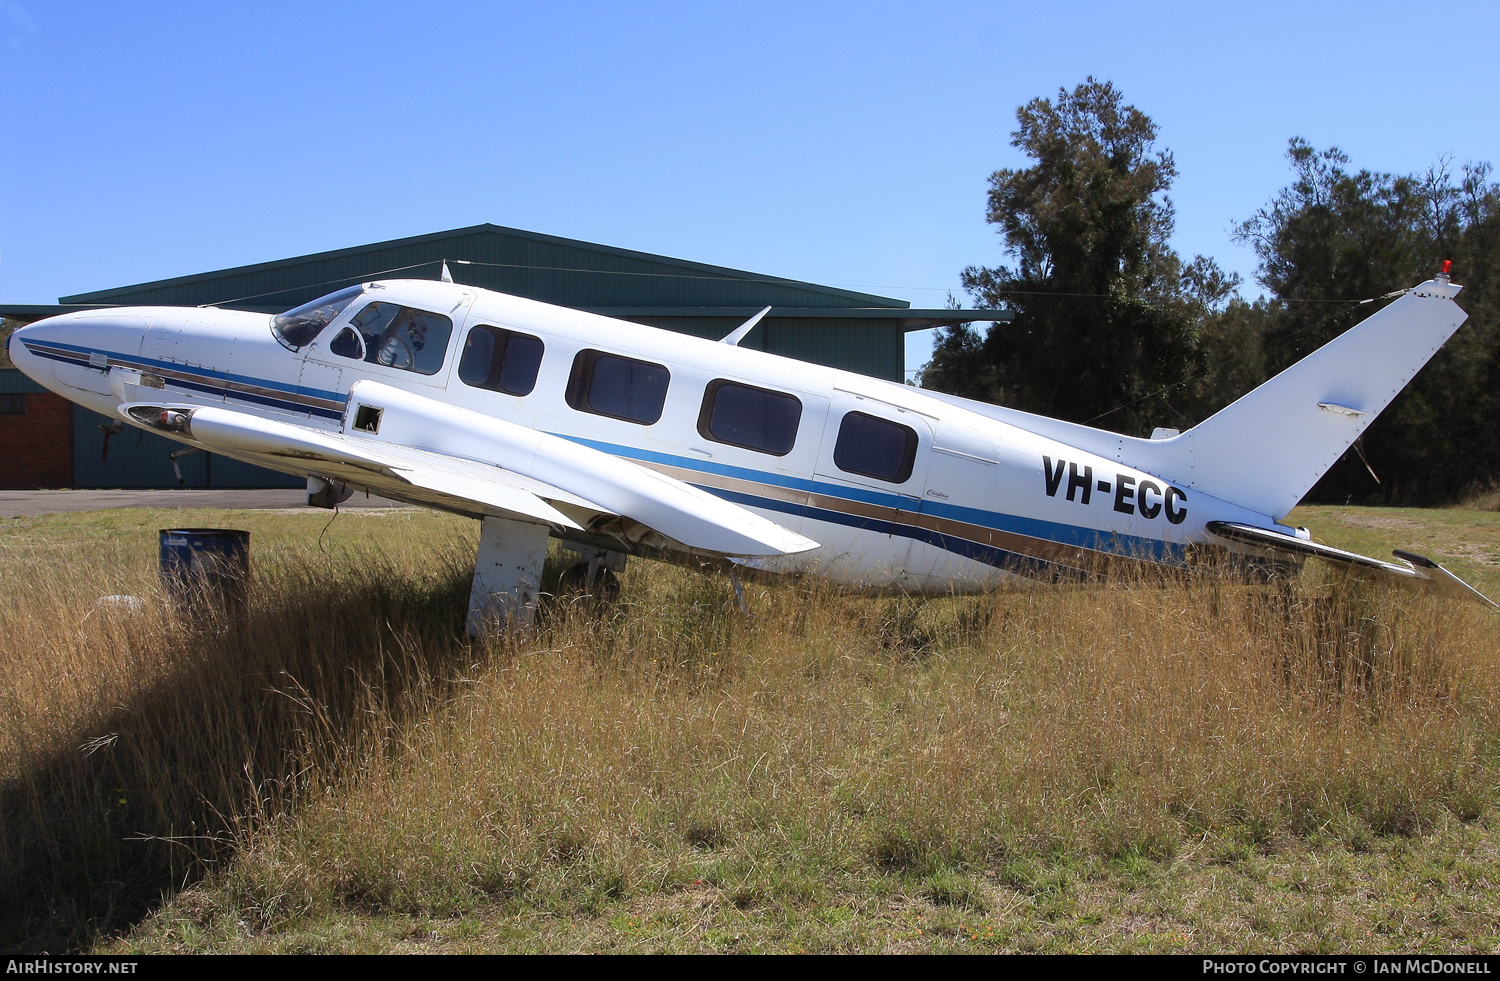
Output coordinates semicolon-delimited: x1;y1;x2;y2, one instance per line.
7;279;1312;591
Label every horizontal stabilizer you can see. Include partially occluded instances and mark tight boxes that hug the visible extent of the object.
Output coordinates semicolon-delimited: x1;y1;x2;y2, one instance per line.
1207;521;1498;610
1391;549;1500;609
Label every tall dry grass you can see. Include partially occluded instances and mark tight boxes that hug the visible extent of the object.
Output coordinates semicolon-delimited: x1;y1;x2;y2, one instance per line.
0;524;478;949
2;517;1498;949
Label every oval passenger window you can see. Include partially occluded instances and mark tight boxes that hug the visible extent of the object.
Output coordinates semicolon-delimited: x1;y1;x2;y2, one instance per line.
565;350;670;425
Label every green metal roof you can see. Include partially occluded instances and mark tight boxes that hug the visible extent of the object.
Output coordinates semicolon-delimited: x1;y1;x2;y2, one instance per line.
0;304;111;323
2;225;1011;386
61;223;914;312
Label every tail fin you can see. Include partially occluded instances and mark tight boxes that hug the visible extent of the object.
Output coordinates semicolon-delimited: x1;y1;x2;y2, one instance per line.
914;276;1469;520
1165;277;1467;518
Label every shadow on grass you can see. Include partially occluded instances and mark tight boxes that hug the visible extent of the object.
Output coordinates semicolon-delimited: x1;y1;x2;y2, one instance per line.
0;550;477;952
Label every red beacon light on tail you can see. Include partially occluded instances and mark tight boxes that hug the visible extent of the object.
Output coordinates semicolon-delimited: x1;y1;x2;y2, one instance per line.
1439;259;1453;283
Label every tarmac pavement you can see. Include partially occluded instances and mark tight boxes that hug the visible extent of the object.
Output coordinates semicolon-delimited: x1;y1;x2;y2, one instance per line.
0;489;411;517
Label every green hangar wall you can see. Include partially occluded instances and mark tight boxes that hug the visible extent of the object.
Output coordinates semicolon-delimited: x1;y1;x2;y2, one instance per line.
3;224;1009;489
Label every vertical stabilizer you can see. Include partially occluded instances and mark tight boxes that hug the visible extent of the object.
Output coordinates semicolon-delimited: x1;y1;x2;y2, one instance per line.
1163;277;1467;518
917;276;1469;521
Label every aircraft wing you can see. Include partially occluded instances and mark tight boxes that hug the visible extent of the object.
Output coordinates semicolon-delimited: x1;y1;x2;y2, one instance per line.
1206;520;1498;610
138;402;596;529
118;400;820;558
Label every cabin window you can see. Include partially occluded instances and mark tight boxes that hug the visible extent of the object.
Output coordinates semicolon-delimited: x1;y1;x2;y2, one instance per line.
271;285;364;350
833;411;919;483
347;302;453;376
697;380;801;456
566;350;670;425
458;325;545;396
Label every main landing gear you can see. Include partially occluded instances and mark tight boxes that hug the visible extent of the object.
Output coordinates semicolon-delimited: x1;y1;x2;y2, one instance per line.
467;515;550;638
557;546;626;604
467;518;629;637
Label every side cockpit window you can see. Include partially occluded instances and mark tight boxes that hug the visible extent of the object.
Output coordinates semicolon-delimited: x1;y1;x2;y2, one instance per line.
272;285;364;350
347;302;453;375
458;325;544;396
834;411;918;483
329;327;363;359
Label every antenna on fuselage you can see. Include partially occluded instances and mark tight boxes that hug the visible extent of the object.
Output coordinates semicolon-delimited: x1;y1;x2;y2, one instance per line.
440;261;454;284
720;306;772;346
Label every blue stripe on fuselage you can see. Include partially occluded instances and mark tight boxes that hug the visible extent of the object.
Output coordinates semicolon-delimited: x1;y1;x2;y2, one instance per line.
709;484;1070;575
24;338;344;403
555;435;1181;569
24;340;346;419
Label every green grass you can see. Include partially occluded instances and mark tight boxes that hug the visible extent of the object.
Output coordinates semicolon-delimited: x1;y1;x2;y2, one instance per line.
1287;502;1500;597
105;822;1500;953
2;501;1498;953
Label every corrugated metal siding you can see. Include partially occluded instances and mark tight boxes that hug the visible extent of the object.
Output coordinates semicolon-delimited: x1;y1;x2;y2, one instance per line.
208;454;305;488
72;406;301;489
763;319;905;382
616;315;902;380
0;368;48;394
617;316;761;347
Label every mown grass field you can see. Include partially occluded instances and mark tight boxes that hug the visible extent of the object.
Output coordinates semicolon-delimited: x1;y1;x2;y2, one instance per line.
1;499;1498;953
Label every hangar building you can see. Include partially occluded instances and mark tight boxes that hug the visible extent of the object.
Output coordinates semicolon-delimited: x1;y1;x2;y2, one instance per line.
0;224;1008;489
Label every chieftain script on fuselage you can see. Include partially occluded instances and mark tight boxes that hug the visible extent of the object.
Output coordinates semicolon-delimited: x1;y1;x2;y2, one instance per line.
9;268;1495;633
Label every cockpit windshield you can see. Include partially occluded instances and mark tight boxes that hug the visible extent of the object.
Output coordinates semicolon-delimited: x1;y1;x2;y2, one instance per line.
271;285;365;350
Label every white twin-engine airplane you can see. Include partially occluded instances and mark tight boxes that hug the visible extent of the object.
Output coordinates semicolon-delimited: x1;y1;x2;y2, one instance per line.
8;267;1496;633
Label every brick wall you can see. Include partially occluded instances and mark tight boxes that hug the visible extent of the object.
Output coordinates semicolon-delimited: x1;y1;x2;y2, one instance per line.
0;392;74;488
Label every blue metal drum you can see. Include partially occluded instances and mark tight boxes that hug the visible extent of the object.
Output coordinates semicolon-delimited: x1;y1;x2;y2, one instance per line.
158;528;250;610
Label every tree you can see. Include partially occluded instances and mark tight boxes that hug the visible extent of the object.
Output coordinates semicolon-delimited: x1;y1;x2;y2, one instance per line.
0;318;19;370
1236;141;1500;504
921;78;1236;436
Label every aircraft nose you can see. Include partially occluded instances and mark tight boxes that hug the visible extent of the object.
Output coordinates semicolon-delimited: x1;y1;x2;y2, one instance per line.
6;320;58;388
8;311;155;399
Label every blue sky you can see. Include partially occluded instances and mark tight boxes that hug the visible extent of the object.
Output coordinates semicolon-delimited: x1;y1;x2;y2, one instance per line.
2;1;1498;376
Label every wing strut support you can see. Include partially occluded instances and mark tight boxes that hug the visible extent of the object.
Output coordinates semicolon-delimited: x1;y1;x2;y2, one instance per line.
469;516;550;637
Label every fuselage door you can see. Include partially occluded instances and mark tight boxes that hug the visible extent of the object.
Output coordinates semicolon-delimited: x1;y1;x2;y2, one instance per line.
140;318;227;403
807;390;932;583
295;359;344;423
